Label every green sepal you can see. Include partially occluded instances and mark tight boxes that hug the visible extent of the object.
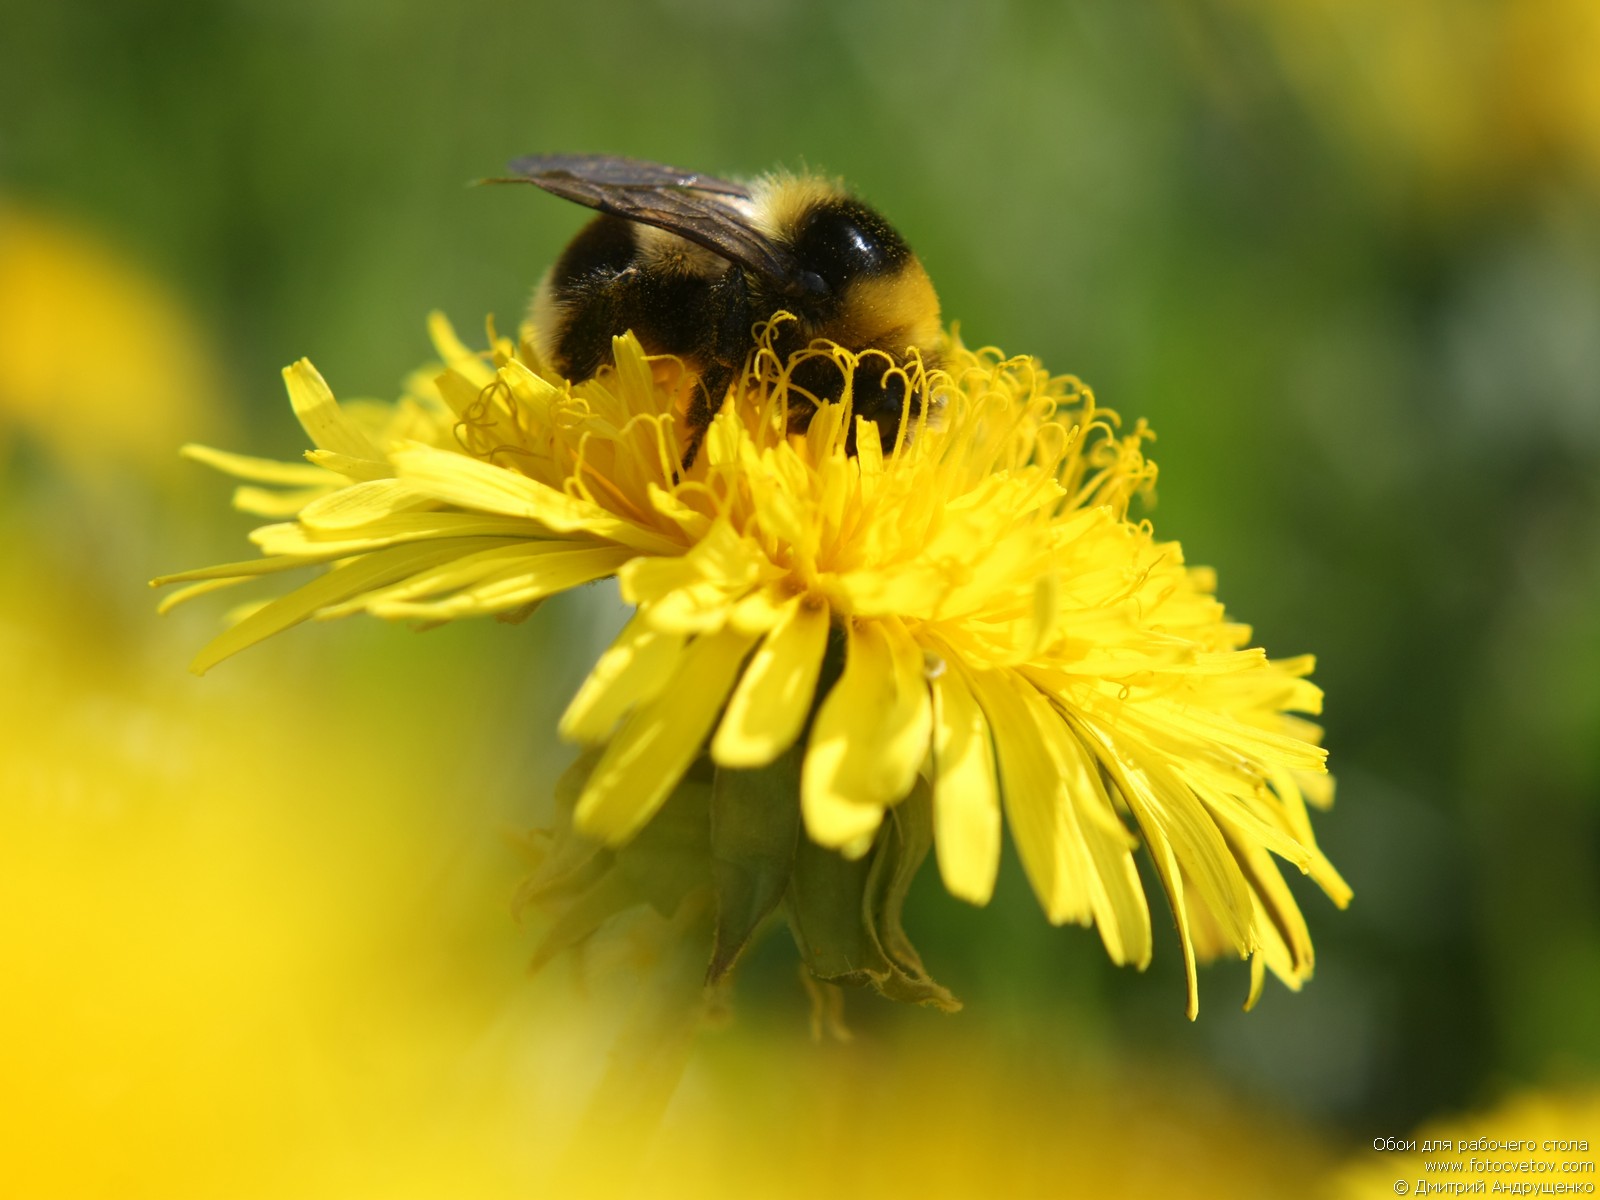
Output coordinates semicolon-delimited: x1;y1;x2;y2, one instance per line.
862;779;959;1010
785;779;960;1011
707;746;802;983
527;871;636;972
787;831;873;979
521;750;713;970
514;747;608;914
613;762;713;917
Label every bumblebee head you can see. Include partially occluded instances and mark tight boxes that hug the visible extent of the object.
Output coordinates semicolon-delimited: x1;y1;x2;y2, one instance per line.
753;175;942;360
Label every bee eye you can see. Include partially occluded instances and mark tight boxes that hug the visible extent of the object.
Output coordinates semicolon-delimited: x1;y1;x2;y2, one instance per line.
793;201;909;290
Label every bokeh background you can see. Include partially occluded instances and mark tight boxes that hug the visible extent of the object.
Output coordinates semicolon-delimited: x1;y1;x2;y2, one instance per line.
4;1;1598;1196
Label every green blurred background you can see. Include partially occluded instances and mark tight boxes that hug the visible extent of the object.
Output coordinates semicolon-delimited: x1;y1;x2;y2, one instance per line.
4;0;1598;1191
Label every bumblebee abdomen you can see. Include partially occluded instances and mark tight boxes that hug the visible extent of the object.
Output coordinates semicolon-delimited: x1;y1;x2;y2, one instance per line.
532;215;722;381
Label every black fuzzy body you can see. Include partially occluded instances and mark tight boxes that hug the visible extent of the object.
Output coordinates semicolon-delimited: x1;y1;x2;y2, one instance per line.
535;190;937;460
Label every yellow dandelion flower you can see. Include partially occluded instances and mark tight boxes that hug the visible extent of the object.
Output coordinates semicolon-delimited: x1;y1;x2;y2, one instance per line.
155;312;1350;1016
0;203;222;473
1331;1083;1600;1199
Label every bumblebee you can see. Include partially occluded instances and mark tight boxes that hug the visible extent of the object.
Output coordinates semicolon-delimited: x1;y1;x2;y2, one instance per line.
500;155;942;463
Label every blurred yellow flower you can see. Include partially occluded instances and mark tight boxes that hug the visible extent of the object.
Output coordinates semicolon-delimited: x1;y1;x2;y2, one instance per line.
643;1025;1336;1200
0;203;222;473
0;537;529;1199
1331;1083;1600;1199
1225;0;1600;204
157;314;1349;1015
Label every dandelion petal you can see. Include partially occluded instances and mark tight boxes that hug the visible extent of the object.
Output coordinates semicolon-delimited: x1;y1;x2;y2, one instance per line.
1051;714;1151;968
801;619;933;856
186;538;498;674
967;668;1088;925
712;598;829;768
929;664;1002;905
560;615;688;745
575;627;755;844
282;359;382;463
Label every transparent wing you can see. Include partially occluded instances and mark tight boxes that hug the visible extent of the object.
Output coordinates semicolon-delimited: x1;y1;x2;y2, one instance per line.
500;154;795;282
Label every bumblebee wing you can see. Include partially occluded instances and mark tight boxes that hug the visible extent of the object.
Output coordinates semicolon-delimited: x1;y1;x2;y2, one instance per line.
502;154;794;281
507;155;749;195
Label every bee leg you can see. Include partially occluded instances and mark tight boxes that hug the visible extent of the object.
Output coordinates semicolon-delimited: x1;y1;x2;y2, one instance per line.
674;271;749;475
677;362;733;474
677;426;705;478
842;358;913;455
707;269;754;364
